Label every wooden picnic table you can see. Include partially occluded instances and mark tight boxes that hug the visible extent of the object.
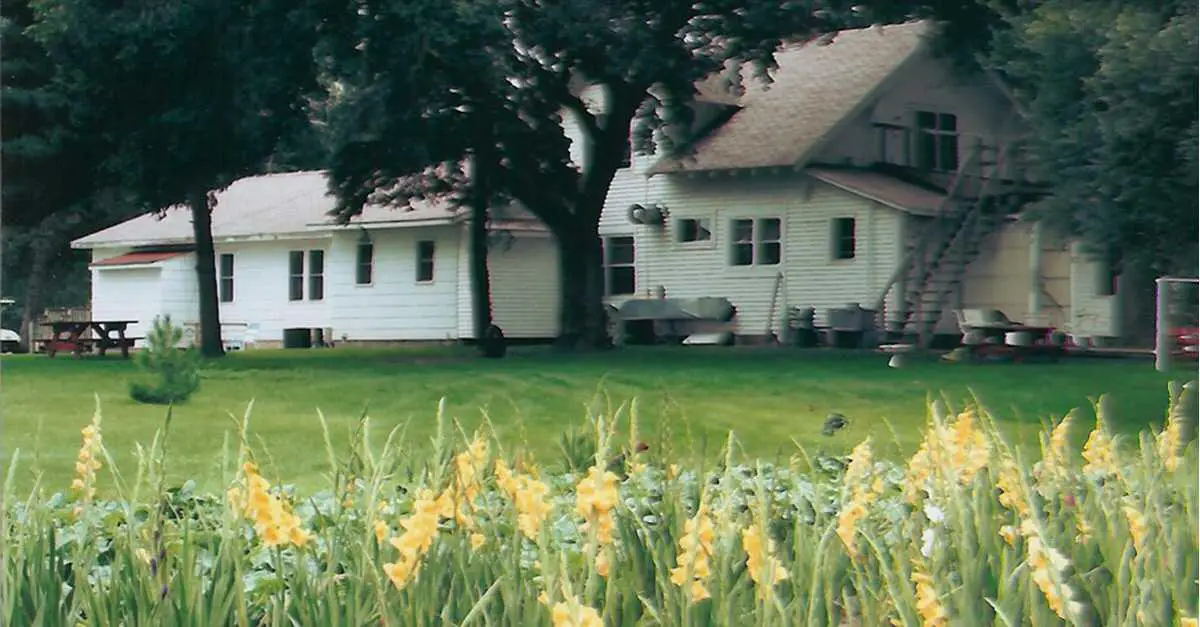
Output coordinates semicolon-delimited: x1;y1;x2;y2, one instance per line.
38;320;141;358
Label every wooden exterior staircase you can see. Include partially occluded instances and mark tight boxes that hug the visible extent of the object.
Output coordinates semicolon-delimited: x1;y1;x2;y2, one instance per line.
873;139;1021;347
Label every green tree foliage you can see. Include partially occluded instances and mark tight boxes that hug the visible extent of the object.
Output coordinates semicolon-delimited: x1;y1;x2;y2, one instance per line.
988;0;1198;275
129;316;201;405
318;0;909;349
29;0;328;357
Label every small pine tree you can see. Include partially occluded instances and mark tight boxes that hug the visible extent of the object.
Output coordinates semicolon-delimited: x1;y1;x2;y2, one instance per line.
129;315;201;405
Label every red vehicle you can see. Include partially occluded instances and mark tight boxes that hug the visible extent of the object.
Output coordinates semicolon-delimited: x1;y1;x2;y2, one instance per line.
1172;326;1199;359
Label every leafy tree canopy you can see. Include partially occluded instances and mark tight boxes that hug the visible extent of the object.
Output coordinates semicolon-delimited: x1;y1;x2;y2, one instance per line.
318;0;912;346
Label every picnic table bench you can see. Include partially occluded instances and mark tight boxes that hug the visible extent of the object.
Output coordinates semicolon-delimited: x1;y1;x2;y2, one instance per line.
37;320;141;358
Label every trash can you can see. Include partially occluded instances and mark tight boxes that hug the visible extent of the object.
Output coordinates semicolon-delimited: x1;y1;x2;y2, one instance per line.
282;328;312;349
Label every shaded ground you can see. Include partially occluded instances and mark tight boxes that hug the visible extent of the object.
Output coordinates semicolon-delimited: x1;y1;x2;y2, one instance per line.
0;345;1185;494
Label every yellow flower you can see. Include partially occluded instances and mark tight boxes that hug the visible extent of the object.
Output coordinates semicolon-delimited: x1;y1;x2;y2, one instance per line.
670;504;715;603
667;464;681;480
948;408;990;484
1157;408;1186;472
836;498;869;558
999;525;1017;547
595;547;610;577
742;519;788;600
575;466;619;545
1022;522;1081;621
912;560;949;626
844;438;873;487
228;456;311;549
374;520;389;543
1082;418;1118;477
550;598;603;627
71;411;104;515
470;532;485;550
1123;505;1147;553
996;457;1029;517
1180;616;1197;627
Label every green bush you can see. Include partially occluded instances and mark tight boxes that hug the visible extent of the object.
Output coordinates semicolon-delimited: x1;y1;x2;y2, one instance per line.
128;315;201;404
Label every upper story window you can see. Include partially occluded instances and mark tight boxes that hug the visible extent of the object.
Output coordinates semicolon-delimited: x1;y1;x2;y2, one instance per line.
730;218;781;267
915;111;959;173
603;236;635;296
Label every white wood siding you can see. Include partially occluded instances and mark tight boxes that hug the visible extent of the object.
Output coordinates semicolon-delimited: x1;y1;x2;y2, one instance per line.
599;172;905;334
1069;242;1120;338
207;238;333;343
327;227;460;341
961;222;1072;331
456;231;561;339
158;254;199;328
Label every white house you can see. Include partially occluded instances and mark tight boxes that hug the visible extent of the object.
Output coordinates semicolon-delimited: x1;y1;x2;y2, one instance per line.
576;20;1124;345
73;19;1126;349
71;171;561;347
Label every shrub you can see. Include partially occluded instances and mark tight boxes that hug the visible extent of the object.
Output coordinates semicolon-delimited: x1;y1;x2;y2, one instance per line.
3;384;1197;626
128;315;201;404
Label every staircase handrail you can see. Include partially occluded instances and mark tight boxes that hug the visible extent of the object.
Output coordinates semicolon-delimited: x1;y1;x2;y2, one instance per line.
871;141;984;315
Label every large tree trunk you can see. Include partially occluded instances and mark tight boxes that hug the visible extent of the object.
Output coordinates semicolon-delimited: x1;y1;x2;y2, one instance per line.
18;225;57;351
554;220;610;351
468;175;493;346
189;190;224;358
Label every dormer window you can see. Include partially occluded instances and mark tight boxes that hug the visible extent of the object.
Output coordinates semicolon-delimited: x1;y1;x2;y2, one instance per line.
915;111;958;173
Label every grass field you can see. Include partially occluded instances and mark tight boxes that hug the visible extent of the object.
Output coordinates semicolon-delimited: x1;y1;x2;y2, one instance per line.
0;345;1186;494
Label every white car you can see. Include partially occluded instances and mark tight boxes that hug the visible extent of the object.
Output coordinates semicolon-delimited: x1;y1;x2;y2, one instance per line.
0;299;18;352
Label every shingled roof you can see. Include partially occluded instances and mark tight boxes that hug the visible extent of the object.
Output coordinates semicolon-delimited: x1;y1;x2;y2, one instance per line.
72;169;558;250
71;171;472;249
648;20;932;176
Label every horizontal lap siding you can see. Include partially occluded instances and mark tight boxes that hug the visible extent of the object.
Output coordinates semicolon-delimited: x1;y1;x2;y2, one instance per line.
159;254;199;331
214;238;333;343
1069;243;1118;337
328;227;460;341
456;230;561;340
599;172;903;335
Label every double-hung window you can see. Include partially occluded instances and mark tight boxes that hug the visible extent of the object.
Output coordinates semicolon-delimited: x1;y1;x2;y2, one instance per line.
730;218;782;266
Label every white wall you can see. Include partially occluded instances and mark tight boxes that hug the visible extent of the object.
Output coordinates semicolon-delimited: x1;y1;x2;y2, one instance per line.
456;231;561;339
158;254;199;329
1069;242;1120;338
327;226;461;341
598;171;906;334
211;237;333;343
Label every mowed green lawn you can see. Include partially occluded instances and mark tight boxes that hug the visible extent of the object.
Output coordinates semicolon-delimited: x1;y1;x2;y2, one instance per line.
0;346;1186;495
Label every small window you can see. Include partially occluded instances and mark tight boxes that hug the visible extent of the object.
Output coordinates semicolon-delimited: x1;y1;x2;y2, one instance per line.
218;253;234;303
604;236;636;296
356;242;374;285
416;240;436;283
730;218;782;266
288;251;304;301
308;250;324;301
915;110;958;172
677;218;712;243
832;218;856;260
